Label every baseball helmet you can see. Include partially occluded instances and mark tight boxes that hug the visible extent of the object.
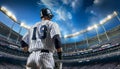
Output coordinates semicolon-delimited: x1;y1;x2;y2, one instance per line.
40;8;54;19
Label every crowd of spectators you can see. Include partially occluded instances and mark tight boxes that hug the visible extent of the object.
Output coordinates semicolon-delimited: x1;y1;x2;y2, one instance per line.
0;22;120;69
0;62;25;69
63;62;120;69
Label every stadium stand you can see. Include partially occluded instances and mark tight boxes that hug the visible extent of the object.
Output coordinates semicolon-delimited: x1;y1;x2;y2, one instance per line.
0;21;28;69
0;20;120;69
62;25;120;53
0;21;22;46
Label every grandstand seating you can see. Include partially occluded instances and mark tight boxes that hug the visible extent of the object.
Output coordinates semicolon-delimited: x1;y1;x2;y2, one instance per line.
0;21;120;69
63;62;120;69
0;21;22;46
63;25;120;53
62;55;120;69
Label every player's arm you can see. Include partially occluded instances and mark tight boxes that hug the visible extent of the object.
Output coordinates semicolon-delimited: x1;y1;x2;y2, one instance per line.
21;31;29;52
53;34;62;60
21;40;29;52
50;23;62;60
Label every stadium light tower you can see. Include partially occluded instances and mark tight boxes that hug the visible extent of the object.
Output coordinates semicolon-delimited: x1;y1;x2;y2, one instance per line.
0;6;30;44
87;26;94;31
94;24;101;43
94;24;98;28
74;39;77;52
84;32;89;48
0;6;30;29
100;22;110;41
0;6;19;40
0;6;17;22
63;11;117;39
16;27;22;44
116;15;120;24
115;12;120;24
7;22;16;40
20;22;30;29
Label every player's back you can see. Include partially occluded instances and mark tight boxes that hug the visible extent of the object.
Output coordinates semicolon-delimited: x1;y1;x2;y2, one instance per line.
28;20;60;53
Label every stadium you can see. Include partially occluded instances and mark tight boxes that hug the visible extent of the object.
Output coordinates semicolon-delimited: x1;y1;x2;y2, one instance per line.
0;0;120;69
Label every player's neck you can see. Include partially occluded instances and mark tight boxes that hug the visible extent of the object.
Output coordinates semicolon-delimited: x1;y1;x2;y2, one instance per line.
42;17;51;21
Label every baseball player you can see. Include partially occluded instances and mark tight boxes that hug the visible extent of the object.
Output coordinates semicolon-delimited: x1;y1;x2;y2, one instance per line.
21;8;62;69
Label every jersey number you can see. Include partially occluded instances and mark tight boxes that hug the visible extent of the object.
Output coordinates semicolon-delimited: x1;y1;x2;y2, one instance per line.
39;25;47;39
32;25;47;40
32;27;37;40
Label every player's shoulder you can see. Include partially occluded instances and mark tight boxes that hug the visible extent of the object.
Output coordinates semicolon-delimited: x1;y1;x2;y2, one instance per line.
31;21;41;28
48;21;59;27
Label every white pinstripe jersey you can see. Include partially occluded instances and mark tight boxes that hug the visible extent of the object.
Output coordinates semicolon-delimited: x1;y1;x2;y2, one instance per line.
22;20;61;53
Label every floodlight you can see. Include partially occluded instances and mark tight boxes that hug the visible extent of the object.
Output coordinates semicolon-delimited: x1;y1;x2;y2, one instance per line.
61;11;118;38
20;22;25;27
0;6;17;22
113;11;117;15
0;6;7;11
6;11;12;17
107;15;112;19
11;15;17;22
94;24;98;28
24;25;30;29
87;26;94;31
73;32;80;36
87;27;91;31
20;22;30;29
100;20;104;24
64;35;67;38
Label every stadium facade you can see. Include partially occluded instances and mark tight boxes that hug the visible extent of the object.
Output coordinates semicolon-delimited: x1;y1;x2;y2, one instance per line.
0;21;120;69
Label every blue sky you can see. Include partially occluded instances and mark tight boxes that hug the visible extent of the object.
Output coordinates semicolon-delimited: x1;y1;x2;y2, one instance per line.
0;0;120;43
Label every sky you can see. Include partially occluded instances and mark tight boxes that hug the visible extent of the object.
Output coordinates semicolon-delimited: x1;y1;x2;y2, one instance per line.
0;0;120;43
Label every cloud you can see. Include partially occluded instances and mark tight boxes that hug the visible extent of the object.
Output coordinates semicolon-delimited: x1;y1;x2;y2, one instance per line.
56;10;72;21
72;28;78;33
71;0;76;9
62;0;81;11
68;12;72;19
87;0;120;17
85;0;120;30
90;10;98;16
71;0;78;9
40;0;56;9
62;0;69;5
56;8;66;21
39;0;72;21
37;0;75;36
55;7;72;21
94;0;101;4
